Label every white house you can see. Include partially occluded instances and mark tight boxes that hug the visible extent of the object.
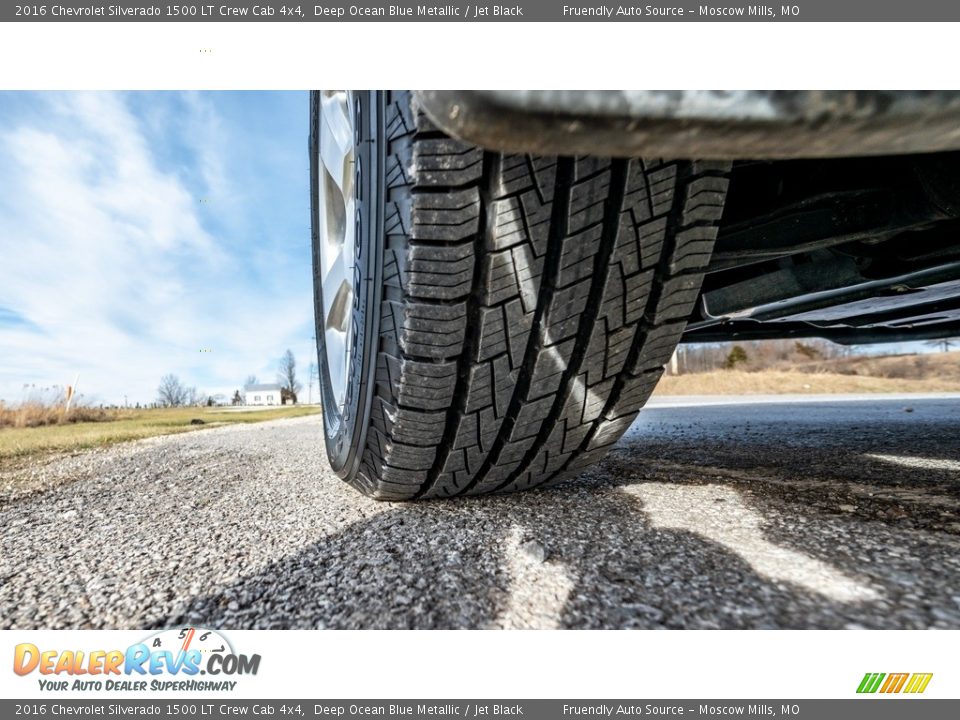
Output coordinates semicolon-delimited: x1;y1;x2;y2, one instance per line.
244;383;282;406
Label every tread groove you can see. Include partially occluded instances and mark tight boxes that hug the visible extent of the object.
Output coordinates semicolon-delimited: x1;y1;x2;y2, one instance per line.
532;162;731;488
488;159;629;493
412;152;495;499
452;157;576;497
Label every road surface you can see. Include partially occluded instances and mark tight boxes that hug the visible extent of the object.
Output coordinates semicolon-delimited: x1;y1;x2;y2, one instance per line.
1;394;958;629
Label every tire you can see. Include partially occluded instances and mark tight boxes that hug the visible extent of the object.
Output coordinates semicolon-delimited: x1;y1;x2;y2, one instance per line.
311;90;731;500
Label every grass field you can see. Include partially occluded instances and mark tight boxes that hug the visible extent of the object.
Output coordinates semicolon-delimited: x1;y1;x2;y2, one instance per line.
656;352;960;395
785;351;960;382
0;405;321;465
655;369;960;396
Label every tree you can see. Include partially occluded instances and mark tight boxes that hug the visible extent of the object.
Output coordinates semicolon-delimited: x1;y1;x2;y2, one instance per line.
232;390;242;406
723;345;749;370
186;386;204;406
925;338;958;353
244;374;258;389
157;374;189;407
278;349;302;403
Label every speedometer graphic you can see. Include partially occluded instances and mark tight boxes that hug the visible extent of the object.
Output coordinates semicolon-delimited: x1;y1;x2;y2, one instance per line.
141;627;234;659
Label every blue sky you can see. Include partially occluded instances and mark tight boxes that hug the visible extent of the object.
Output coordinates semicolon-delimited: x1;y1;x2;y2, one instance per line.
0;92;316;406
0;92;944;407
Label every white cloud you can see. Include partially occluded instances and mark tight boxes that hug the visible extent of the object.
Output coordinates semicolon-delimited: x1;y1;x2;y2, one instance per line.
0;92;316;405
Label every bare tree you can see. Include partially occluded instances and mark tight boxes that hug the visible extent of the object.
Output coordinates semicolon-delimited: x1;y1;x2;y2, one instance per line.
278;349;302;403
244;374;258;389
157;374;189;407
925;338;958;353
186;386;204;406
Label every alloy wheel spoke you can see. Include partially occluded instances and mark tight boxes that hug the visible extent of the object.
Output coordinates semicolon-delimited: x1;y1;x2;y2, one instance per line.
322;249;353;333
316;90;357;413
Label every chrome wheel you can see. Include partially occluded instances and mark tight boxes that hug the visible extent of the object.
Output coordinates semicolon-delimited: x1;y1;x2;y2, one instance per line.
316;90;357;413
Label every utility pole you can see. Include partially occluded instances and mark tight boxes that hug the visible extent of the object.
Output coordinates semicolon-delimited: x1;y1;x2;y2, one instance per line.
308;361;318;404
308;335;318;405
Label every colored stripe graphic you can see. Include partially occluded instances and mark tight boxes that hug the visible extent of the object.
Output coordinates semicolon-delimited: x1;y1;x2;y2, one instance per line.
892;673;910;693
881;673;909;693
857;673;885;693
857;672;932;694
904;673;933;694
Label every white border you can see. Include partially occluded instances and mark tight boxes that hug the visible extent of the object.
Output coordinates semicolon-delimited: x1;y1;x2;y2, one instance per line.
3;629;957;699
1;16;957;705
0;22;958;90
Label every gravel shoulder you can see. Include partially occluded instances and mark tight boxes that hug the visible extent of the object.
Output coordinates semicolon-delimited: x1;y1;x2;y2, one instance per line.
1;398;958;629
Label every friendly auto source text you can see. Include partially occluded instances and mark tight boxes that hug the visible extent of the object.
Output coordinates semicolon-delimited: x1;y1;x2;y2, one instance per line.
562;5;784;17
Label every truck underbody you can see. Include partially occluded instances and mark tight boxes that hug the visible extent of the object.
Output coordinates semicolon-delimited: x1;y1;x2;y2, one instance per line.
418;90;960;346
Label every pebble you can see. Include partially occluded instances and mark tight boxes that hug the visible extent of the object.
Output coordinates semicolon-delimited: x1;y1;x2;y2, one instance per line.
519;540;548;563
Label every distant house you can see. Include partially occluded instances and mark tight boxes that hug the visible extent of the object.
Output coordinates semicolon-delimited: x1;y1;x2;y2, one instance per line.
244;383;282;406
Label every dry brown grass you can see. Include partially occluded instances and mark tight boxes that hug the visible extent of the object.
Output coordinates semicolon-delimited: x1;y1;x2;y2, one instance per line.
0;401;119;429
655;369;960;396
658;351;960;396
782;351;960;382
0;405;321;464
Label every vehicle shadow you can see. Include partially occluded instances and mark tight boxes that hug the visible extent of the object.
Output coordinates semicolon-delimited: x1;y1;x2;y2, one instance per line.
626;400;960;533
152;438;960;629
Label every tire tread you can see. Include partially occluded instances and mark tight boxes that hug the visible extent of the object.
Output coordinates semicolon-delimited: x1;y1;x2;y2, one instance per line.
351;92;730;500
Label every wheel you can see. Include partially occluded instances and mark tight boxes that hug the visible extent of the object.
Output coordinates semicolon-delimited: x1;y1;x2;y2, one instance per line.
311;90;731;500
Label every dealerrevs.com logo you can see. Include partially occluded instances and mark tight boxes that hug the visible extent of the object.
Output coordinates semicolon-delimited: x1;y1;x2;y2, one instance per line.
857;673;933;694
13;628;260;692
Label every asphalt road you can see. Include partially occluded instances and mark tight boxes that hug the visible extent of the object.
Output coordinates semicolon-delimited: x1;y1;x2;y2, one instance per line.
2;394;958;630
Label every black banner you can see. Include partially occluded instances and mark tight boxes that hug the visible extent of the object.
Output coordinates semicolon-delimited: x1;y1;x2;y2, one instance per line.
3;700;959;719
5;1;960;23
